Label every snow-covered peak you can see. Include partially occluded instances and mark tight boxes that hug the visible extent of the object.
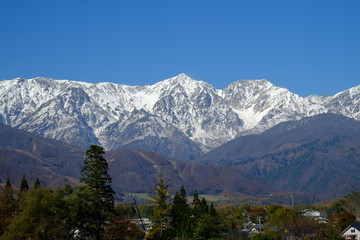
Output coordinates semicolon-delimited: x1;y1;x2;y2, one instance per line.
222;79;285;95
1;74;360;159
220;79;328;130
150;74;214;97
331;84;360;99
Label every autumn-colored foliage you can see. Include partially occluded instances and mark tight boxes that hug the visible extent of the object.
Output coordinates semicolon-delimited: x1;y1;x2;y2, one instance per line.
106;218;144;240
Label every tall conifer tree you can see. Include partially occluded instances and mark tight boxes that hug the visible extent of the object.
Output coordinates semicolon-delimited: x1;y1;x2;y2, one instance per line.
170;185;192;238
80;144;115;239
0;178;17;236
33;177;41;189
81;145;115;212
20;174;29;193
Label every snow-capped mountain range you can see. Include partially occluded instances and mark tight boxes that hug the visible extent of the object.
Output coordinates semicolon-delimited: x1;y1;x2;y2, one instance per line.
0;73;359;161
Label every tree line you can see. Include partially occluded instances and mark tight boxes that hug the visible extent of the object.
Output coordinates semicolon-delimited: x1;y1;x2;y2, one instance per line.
141;181;360;239
1;144;360;239
146;179;223;239
0;145;143;239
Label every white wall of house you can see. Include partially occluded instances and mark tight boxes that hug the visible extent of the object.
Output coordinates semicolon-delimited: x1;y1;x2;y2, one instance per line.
342;226;360;240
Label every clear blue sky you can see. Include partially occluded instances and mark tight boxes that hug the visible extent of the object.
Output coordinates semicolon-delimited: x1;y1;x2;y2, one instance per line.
1;0;359;96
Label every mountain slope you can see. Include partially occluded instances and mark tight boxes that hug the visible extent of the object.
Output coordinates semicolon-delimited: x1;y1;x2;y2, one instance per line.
98;109;203;161
195;114;360;200
105;150;275;199
221;80;327;131
0;124;277;201
0;123;84;187
1;74;360;161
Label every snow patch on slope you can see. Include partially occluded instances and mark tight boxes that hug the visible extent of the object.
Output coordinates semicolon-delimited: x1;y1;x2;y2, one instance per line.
1;74;360;158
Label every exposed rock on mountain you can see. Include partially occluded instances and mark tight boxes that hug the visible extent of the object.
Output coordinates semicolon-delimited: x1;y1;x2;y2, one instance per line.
1;74;359;161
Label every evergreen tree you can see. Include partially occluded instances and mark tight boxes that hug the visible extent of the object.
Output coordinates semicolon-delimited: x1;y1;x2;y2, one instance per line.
0;178;18;236
192;190;200;205
209;202;217;217
5;178;12;191
191;192;224;239
19;174;29;193
62;185;106;239
192;190;201;218
81;145;115;212
192;190;208;219
170;185;192;238
200;197;209;215
80;144;115;239
179;185;187;201
33;177;41;189
193;201;223;239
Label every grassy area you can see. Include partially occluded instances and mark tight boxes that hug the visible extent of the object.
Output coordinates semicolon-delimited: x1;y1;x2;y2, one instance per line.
124;192;228;203
123;192;153;202
190;194;229;202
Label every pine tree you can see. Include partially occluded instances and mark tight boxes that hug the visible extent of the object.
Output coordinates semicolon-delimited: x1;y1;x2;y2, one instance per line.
20;174;29;193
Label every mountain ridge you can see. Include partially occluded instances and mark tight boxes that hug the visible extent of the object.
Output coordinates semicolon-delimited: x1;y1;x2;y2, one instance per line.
1;113;359;202
1;74;359;161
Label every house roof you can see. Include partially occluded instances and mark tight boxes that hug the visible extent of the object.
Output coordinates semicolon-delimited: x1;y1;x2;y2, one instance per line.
341;223;360;236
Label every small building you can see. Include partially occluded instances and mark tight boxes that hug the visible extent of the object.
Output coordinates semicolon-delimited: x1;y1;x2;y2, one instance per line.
302;209;327;223
302;209;321;218
341;223;360;240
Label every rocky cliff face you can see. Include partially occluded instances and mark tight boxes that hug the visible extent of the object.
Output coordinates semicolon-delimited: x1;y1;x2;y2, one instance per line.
0;74;359;160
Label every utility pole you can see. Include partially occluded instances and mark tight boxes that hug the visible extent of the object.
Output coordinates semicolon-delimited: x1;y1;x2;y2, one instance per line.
133;197;146;232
